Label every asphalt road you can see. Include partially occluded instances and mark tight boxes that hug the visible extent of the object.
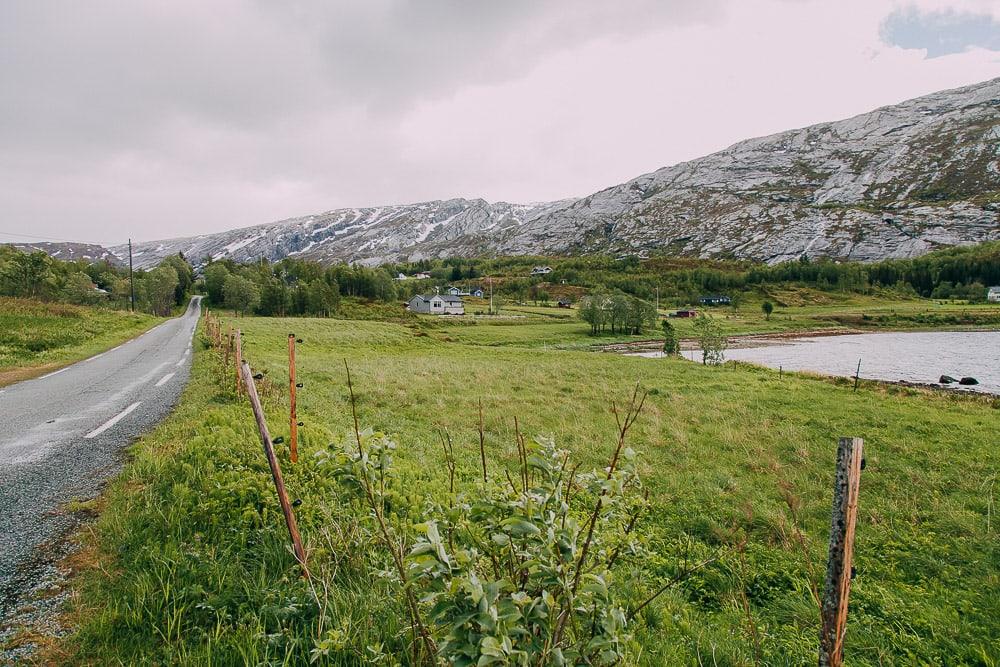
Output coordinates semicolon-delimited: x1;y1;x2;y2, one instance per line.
0;296;201;638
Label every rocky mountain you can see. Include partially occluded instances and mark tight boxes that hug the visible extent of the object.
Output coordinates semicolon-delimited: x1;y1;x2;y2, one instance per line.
5;242;123;266
117;77;999;269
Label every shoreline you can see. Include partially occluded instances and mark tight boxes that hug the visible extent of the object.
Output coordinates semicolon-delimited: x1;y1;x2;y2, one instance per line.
599;324;1000;353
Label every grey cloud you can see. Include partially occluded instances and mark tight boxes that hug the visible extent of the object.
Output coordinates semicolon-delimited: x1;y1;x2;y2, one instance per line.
880;6;1000;58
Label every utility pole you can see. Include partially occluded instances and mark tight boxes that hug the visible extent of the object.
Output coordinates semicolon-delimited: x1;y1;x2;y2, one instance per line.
489;275;494;315
128;238;135;312
655;285;659;313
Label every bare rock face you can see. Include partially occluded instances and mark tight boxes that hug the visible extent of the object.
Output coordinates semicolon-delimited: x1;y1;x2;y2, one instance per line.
116;77;1000;269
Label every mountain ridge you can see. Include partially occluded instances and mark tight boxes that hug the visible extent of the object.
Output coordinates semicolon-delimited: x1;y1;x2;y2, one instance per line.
61;78;1000;268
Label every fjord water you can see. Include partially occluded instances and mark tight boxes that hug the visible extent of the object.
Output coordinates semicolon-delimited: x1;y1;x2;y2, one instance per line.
672;331;1000;394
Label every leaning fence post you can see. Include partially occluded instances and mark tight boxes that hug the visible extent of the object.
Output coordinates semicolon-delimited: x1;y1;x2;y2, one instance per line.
234;329;243;396
819;437;864;667
240;360;309;578
288;333;298;464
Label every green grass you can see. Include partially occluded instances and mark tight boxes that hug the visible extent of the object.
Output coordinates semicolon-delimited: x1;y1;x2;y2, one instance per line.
431;292;1000;350
50;313;1000;665
0;298;160;385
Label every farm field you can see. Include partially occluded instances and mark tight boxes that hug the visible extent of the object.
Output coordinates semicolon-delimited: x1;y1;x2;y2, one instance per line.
41;310;1000;665
0;298;160;386
439;291;1000;349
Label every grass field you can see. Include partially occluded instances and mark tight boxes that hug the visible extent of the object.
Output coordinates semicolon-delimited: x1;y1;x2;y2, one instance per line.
43;308;1000;665
435;290;1000;349
0;298;160;386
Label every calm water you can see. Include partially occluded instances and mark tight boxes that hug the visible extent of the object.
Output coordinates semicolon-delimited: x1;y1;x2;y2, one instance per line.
642;331;1000;394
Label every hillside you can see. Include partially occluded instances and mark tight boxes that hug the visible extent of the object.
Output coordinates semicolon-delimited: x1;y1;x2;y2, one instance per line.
110;77;998;268
6;242;122;266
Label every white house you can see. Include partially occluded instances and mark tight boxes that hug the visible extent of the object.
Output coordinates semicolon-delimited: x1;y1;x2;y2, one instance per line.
414;272;432;279
530;266;553;276
408;293;465;315
988;286;1000;303
395;273;408;281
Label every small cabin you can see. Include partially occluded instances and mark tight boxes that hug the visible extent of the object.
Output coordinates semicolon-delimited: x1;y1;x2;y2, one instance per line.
408;294;465;315
530;266;553;276
413;272;432;279
698;295;731;306
557;300;572;308
989;286;1000;303
671;309;697;318
471;288;484;298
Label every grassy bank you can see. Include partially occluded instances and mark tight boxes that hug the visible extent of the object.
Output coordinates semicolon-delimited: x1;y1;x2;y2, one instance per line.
49;314;999;665
0;298;160;386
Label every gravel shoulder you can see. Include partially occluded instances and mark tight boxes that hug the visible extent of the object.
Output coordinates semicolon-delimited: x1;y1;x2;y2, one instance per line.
0;297;201;661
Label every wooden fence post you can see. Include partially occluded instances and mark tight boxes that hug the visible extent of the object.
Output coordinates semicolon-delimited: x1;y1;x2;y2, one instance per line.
820;436;864;667
288;333;298;464
240;361;309;578
234;329;243;396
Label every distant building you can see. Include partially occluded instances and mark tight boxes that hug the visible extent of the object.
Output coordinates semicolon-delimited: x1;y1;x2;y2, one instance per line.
988;286;1000;303
557;300;572;309
413;272;432;279
698;295;731;306
408;294;465;315
671;309;697;318
446;286;461;296
471;288;484;298
530;266;553;276
395;273;407;281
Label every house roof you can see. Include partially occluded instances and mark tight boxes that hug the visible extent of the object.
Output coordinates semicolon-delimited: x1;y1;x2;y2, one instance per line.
414;293;463;303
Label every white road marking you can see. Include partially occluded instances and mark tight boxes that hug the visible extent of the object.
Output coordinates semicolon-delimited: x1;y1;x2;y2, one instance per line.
85;351;106;363
38;367;69;380
154;372;176;387
175;357;186;367
85;401;141;439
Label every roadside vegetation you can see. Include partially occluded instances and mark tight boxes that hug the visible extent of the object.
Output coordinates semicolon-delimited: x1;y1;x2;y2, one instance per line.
0;297;158;385
0;245;194;316
47;311;1000;665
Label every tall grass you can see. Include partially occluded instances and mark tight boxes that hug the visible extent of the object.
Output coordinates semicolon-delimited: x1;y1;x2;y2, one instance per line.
0;297;158;377
48;314;1000;665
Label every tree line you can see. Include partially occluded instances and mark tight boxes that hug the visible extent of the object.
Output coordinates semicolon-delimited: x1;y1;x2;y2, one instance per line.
0;246;193;316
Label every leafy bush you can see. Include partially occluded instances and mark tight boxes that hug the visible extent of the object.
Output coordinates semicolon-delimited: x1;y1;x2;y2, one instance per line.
321;387;652;665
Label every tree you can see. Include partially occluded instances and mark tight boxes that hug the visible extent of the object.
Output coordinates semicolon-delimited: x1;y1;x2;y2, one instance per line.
0;250;54;299
623;296;656;335
761;300;774;320
204;263;230;305
306;279;340;316
661;319;679;355
61;272;101;305
694;314;727;365
224;274;260;316
160;254;193;305
146;266;180;316
578;291;609;334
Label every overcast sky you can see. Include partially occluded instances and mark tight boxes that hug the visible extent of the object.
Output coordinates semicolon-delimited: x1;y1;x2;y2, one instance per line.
1;0;999;245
